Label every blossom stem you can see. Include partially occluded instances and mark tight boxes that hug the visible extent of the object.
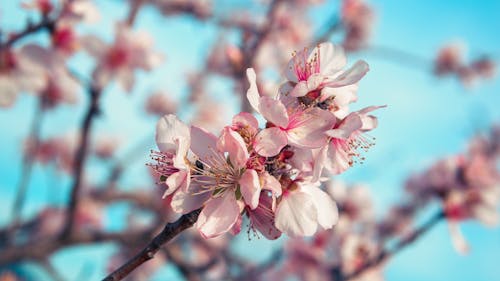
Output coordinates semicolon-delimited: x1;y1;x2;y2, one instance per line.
102;208;202;281
61;86;102;239
341;211;445;281
10;100;45;226
0;16;55;51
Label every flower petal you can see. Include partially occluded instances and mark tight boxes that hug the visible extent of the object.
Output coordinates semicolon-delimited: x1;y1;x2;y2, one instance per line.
163;170;187;198
196;192;240;239
232;112;259;130
156;114;190;152
275;190;318;237
286;108;335;148
324;60;369;88
254;127;288;157
314;42;347;76
171;184;210;213
304;185;338;229
217;127;249;169
246;68;260;113
190;125;219;162
239;169;261;210
258;96;289;128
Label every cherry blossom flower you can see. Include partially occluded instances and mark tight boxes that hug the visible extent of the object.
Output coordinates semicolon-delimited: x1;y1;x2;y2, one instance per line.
145;92;178;116
285;42;369;100
82;24;163;91
247;68;336;157
0;47;46;107
275;179;338;237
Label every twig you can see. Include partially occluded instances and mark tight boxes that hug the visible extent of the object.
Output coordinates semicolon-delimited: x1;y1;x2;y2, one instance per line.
61;86;102;238
103;208;202;281
312;14;342;46
0;16;55;50
356;44;432;71
126;0;144;26
341;211;445;281
40;258;66;281
10;101;45;225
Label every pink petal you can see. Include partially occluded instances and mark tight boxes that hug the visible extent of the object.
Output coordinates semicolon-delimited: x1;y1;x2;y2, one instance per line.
448;222;470;255
156;114;190;153
190;125;219;162
163;170;187;198
312;146;328;182
314;42;347;76
326;113;362;140
275;190;318;237
196;192;240;239
254;127;288;157
232;112;259;130
304;185;338;229
248;194;282;240
262;172;282;197
258;96;289;128
246;68;261;113
217;127;249;169
171;184;210;213
239;169;261;210
326;141;352;175
286;108;335;148
324;60;369;88
290;81;310;97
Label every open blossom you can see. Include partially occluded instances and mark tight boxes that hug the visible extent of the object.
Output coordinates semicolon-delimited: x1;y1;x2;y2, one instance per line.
151;42;377;239
0;47;46;107
82;24;163;91
284;42;369;101
341;0;375;51
145;92;178;116
247;68;336;157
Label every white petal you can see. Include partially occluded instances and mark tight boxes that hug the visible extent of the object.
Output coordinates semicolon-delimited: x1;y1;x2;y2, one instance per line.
275;191;318;237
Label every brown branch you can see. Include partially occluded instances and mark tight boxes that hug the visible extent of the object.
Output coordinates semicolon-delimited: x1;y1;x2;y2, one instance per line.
126;0;144;26
103;208;202;281
10;101;45;225
0;228;152;265
0;17;55;50
61;86;102;238
312;14;342;46
341;211;445;281
355;45;432;71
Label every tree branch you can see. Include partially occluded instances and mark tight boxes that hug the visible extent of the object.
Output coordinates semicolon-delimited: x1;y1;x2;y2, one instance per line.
10;101;45;225
0;16;55;50
102;208;202;281
341;211;445;281
61;86;102;238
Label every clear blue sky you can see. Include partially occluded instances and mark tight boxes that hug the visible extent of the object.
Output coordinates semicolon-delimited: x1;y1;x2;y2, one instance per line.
1;0;499;280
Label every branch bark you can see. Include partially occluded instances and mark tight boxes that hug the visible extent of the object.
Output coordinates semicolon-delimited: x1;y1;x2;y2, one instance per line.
61;86;102;238
341;211;445;281
102;208;202;281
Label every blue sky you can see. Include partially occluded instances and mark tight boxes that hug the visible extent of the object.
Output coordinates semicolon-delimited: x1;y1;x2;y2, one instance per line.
1;0;500;280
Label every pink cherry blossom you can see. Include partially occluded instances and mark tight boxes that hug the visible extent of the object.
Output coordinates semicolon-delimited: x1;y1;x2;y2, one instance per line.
285;42;369;99
275;180;338;237
0;47;46;107
82;24;163;91
247;68;336;157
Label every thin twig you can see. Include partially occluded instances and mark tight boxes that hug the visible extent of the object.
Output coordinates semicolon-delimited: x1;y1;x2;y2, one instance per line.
103;208;202;281
10;101;45;225
40;258;66;281
0;16;55;50
341;211;445;281
61;86;102;238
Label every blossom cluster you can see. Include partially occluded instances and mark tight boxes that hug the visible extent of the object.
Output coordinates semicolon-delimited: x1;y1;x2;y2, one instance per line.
149;42;382;239
406;126;500;253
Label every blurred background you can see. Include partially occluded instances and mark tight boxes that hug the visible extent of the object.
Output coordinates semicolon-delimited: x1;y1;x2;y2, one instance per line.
1;0;499;280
